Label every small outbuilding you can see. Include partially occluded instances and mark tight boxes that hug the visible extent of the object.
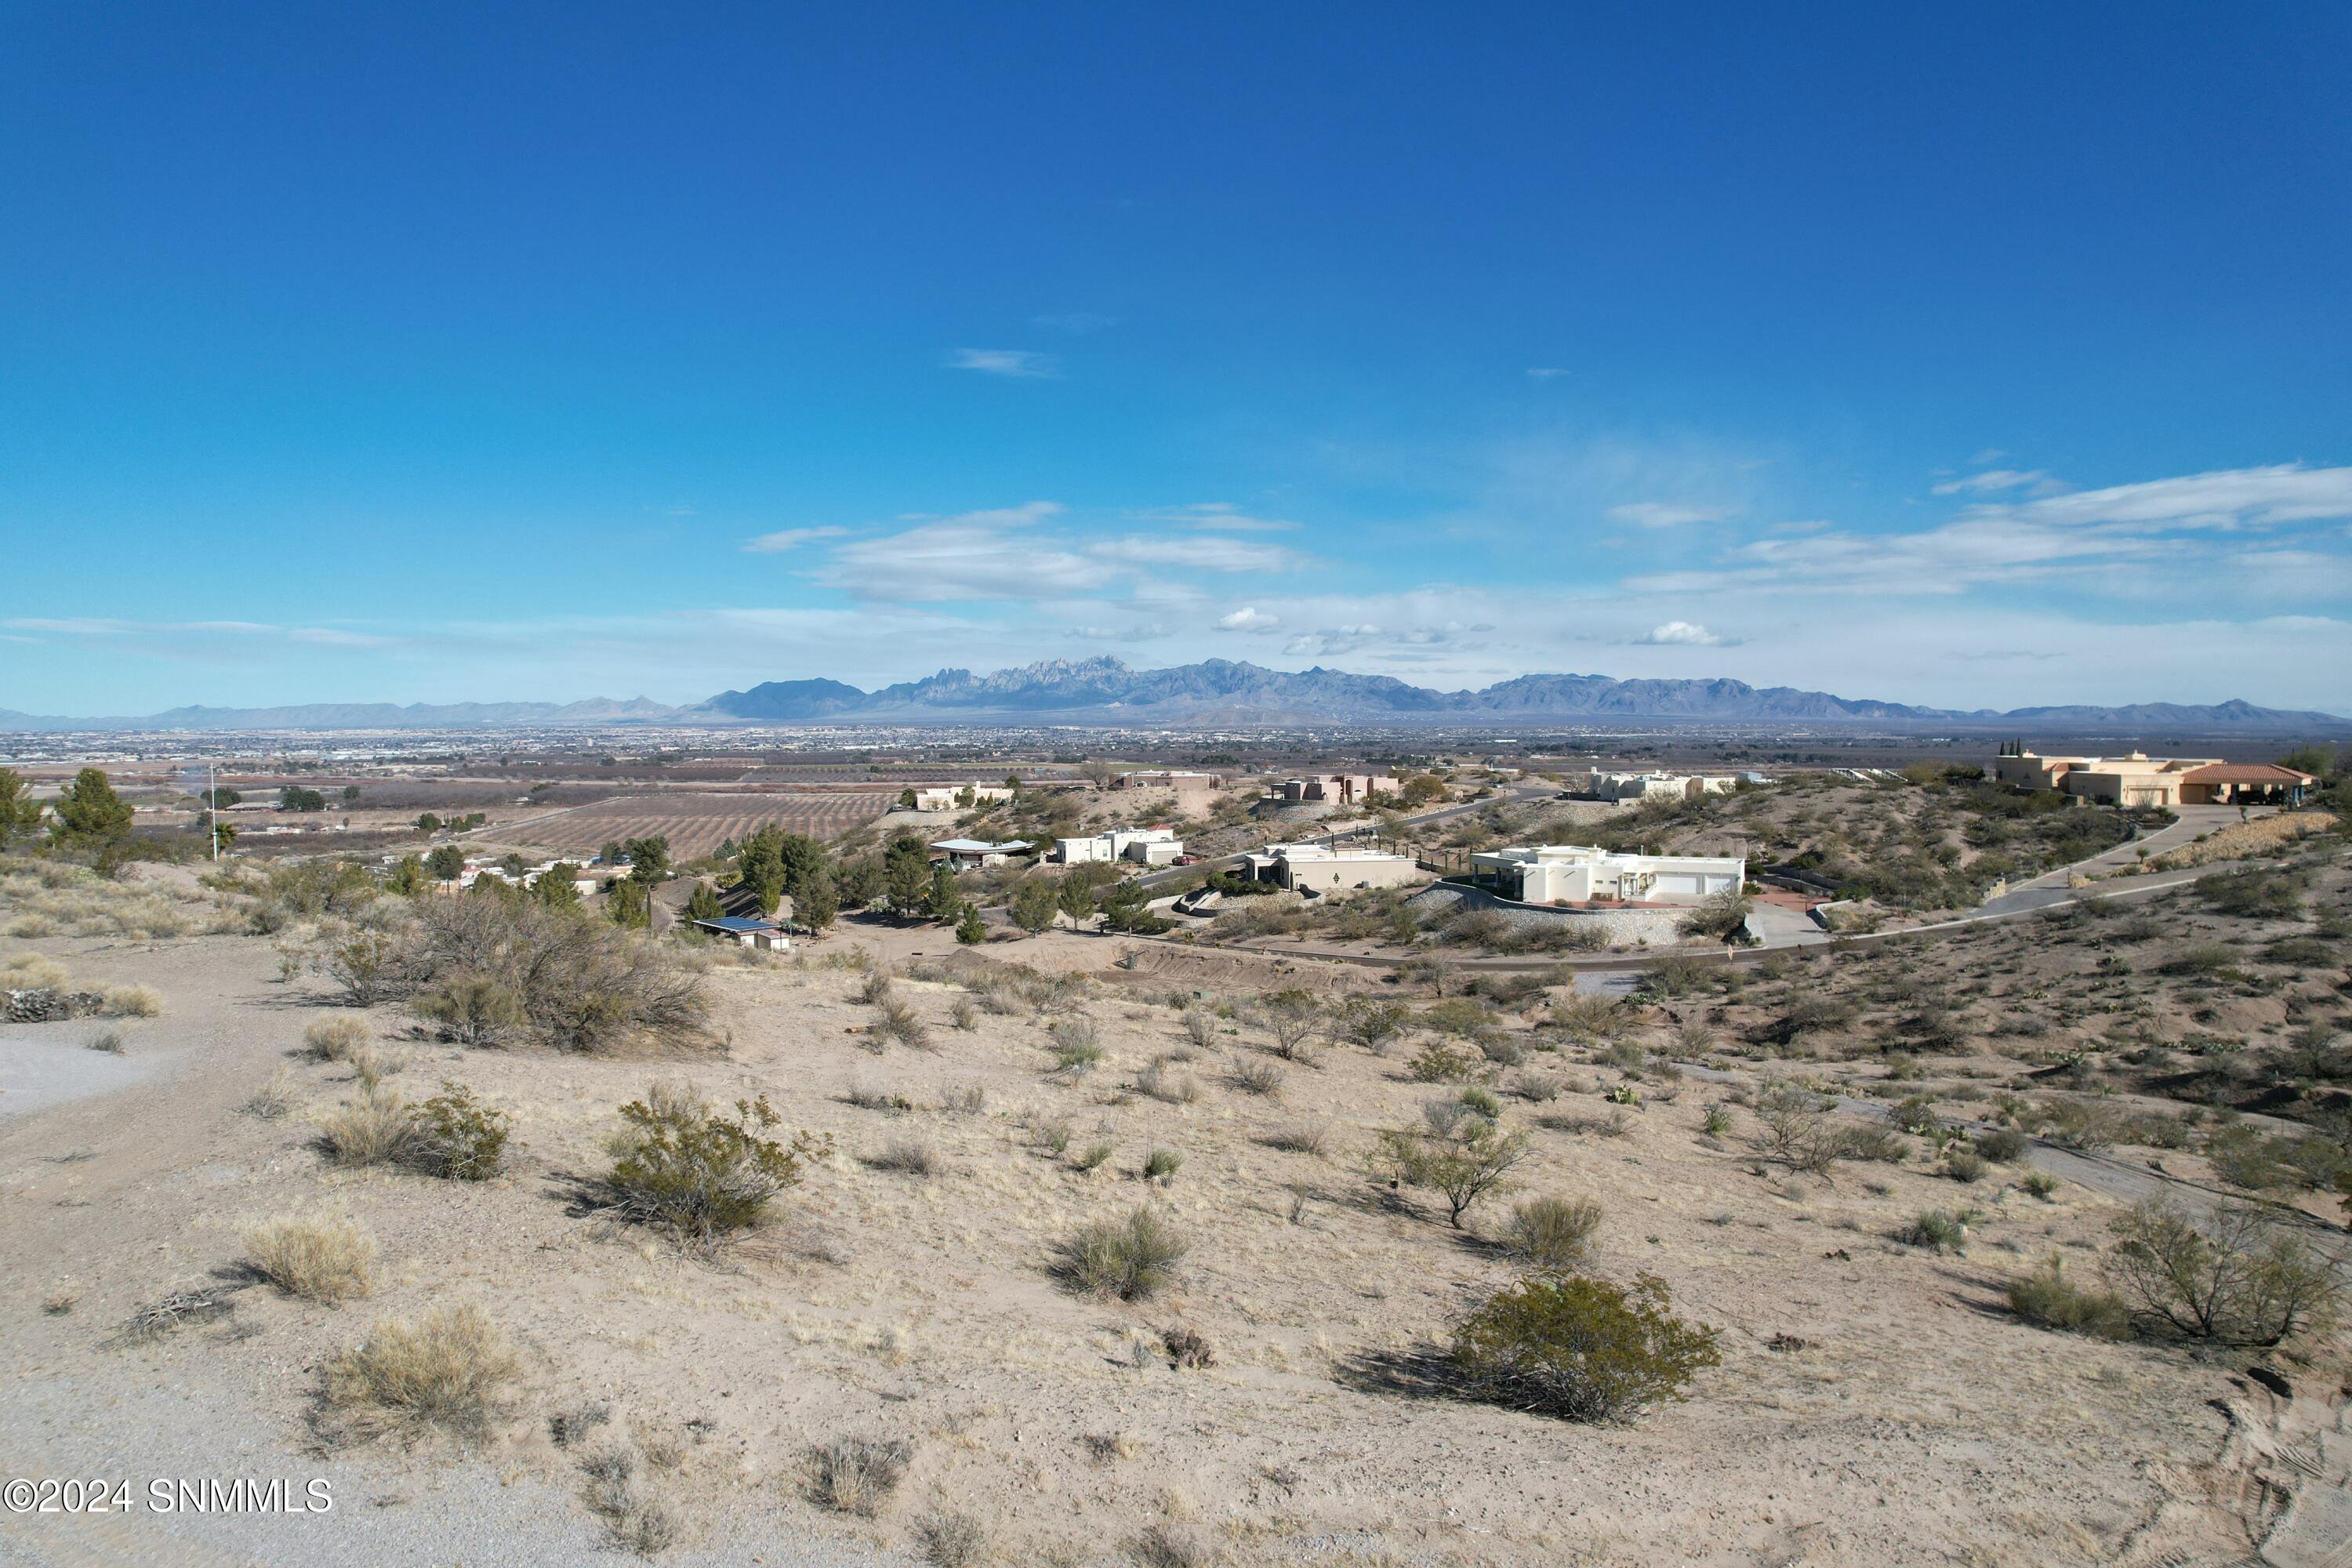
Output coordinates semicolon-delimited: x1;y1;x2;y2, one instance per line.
689;916;789;950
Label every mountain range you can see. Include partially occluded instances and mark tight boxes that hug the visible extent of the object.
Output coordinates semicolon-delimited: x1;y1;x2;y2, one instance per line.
2;658;2343;731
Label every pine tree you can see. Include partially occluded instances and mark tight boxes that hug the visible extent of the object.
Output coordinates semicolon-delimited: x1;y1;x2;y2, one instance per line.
686;881;725;922
53;768;132;849
797;870;840;932
0;768;45;847
608;877;652;930
927;863;962;922
956;903;987;944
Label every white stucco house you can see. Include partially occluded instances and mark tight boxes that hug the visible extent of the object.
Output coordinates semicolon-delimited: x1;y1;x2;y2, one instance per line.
1470;844;1746;905
1243;842;1424;892
1054;826;1184;866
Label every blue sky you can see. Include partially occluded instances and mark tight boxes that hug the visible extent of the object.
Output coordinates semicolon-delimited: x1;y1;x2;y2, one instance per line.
5;3;2350;715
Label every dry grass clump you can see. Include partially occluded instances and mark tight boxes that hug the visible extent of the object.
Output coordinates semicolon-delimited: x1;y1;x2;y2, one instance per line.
85;1027;126;1054
241;1068;300;1120
1180;1009;1221;1051
2;953;72;990
101;982;163;1018
321;1302;520;1445
1142;1146;1186;1183
807;1436;911;1517
1496;1196;1602;1272
914;1508;991;1567
1137;1062;1200;1105
344;1040;405;1090
1047;1018;1103;1073
2006;1255;2131;1340
1229;1058;1284;1096
866;1136;941;1176
1131;1521;1221;1567
303;1015;372;1063
318;1085;416;1167
1072;1141;1115;1172
244;1212;378;1305
1053;1204;1189;1300
580;1443;681;1555
872;999;935;1051
1260;1123;1329;1156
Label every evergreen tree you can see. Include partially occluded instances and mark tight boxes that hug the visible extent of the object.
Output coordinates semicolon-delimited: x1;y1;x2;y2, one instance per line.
686;881;725;922
535;862;583;909
927;863;963;922
956;902;987;944
607;877;652;930
834;858;884;909
1010;878;1059;935
53;768;132;849
883;835;932;919
387;854;427;895
0;768;45;847
416;812;442;833
426;844;466;880
797;870;840;932
623;835;671;884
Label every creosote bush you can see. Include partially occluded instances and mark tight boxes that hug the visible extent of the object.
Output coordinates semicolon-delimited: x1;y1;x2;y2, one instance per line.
321;1303;520;1445
1053;1204;1189;1300
1497;1196;1602;1272
1452;1272;1721;1423
244;1212;377;1305
601;1080;829;1240
409;1082;510;1180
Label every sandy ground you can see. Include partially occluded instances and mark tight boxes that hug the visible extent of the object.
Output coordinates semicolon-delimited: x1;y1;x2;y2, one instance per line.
0;898;2340;1566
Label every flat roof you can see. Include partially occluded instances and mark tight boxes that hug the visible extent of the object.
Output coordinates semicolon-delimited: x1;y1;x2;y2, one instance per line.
694;916;778;933
931;838;1030;852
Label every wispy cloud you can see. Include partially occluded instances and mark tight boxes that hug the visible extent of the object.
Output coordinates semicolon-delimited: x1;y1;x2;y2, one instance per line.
1607;501;1734;528
742;526;848;554
1217;607;1282;633
946;347;1058;379
1089;535;1304;572
1929;467;2056;495
1134;503;1302;533
812;503;1298;603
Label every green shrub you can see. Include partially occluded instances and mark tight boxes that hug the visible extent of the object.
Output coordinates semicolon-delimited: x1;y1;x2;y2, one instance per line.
1944;1149;1989;1183
1071;1140;1114;1172
409;1081;510;1180
1900;1207;1976;1254
1973;1127;2027;1163
1142;1147;1185;1183
1452;1272;1720;1423
2005;1255;2131;1339
1405;1040;1483;1083
1374;1120;1532;1228
601;1082;828;1240
2021;1170;2060;1200
1053;1205;1189;1300
1497;1196;1602;1272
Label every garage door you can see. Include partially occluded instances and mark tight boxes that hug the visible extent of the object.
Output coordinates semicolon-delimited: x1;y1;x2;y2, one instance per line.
1653;873;1703;897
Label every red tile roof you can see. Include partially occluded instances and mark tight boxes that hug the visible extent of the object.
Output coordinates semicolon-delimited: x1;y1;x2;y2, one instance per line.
2178;764;2314;784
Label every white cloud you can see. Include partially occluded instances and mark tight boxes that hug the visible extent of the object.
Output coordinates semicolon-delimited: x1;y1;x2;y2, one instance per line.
742;526;848;554
1088;535;1304;572
813;503;1298;604
1065;622;1172;643
1217;607;1282;633
946;347;1058;378
1929;468;2056;495
1632;620;1726;647
288;628;401;648
1134;503;1302;533
1607;501;1733;529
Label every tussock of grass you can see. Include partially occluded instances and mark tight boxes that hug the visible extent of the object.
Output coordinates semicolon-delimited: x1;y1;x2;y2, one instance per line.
303;1015;371;1063
1053;1204;1189;1300
244;1212;377;1305
318;1085;415;1167
321;1303;519;1445
806;1436;910;1517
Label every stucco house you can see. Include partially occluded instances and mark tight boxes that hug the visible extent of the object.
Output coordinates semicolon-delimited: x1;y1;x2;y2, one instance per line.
1469;844;1746;905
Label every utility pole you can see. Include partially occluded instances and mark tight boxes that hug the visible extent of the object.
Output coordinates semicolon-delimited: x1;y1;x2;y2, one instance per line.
209;760;219;862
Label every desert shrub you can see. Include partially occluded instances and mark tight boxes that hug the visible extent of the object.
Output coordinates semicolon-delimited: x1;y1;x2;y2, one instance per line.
1137;1063;1200;1105
1131;1522;1220;1568
241;1068;300;1120
322;1303;520;1445
2198;867;2307;920
1457;1083;1504;1119
2022;1171;2060;1200
244;1212;377;1305
2205;1124;2289;1191
1162;1325;1215;1369
1047;1017;1102;1073
1900;1207;1975;1254
1142;1146;1185;1183
1452;1272;1721;1423
1261;1123;1328;1156
1479;1034;1527;1068
344;1040;404;1091
846;1079;912;1112
1374;1117;1532;1228
1944;1149;1989;1183
1974;1127;2028;1163
857;970;896;1005
408;1082;510;1180
2031;1097;2121;1152
102;982;162;1018
1053;1204;1189;1299
412;975;527;1047
1700;1104;1733;1136
1180;1008;1220;1051
1230;1058;1285;1096
866;1136;939;1176
807;1436;911;1518
2161;942;2241;976
303;1015;372;1063
1334;996;1410;1054
2006;1255;2131;1339
86;1026;125;1054
319;1086;416;1167
601;1081;829;1240
313;927;404;1007
401;897;708;1052
915;1510;990;1567
1406;1041;1482;1083
1516;1070;1565;1102
2107;1199;2343;1346
1497;1196;1602;1272
870;999;934;1051
1072;1140;1115;1172
1637;955;1712;1000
